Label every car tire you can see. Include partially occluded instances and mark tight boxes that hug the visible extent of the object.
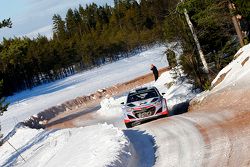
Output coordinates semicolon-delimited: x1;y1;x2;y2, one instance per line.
162;113;168;118
159;112;168;118
125;122;133;128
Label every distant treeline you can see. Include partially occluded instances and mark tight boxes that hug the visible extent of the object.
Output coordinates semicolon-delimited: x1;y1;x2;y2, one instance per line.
0;0;173;96
1;0;247;95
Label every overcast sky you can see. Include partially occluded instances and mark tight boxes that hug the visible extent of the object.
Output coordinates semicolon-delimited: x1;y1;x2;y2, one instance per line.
0;0;114;40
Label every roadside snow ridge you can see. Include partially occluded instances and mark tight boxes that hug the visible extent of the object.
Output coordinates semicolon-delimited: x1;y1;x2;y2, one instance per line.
0;124;135;167
212;44;250;90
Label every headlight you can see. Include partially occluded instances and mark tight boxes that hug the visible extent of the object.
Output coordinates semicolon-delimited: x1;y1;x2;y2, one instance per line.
127;108;133;112
155;101;161;107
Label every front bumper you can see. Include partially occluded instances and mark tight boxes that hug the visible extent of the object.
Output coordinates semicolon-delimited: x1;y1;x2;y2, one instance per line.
124;108;168;123
124;99;169;124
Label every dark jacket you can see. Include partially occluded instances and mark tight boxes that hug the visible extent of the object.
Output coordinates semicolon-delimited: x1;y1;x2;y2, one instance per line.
151;65;159;81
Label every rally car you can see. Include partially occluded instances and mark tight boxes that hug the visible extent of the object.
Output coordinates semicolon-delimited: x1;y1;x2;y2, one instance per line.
122;86;168;128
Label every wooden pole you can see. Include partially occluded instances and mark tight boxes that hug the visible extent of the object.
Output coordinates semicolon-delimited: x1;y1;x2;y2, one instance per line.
228;2;244;47
7;141;26;162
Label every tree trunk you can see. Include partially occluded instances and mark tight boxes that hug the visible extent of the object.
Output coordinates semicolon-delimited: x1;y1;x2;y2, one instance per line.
228;2;244;47
182;7;209;74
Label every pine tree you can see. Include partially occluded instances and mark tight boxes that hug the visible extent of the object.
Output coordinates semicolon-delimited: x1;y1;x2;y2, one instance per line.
0;18;12;28
52;14;67;40
0;80;8;115
0;19;12;130
0;80;8;140
0;19;11;139
65;8;78;37
166;49;177;69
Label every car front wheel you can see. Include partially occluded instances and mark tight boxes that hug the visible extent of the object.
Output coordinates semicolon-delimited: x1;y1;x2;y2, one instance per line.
125;122;133;128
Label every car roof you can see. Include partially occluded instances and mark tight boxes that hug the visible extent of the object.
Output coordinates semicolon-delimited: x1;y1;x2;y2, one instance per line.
129;86;158;94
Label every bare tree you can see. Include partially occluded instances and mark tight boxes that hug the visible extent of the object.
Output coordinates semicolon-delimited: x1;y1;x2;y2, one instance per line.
180;0;209;74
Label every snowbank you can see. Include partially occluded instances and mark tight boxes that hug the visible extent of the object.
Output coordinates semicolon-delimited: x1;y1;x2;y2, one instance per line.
192;44;250;104
78;96;127;128
0;124;135;167
153;70;197;109
96;96;126;118
212;43;250;90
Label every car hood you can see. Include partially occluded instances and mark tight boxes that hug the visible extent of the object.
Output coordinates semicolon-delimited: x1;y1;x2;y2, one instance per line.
127;98;157;108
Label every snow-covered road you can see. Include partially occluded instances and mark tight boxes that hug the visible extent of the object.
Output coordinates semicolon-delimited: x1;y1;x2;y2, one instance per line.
123;106;250;167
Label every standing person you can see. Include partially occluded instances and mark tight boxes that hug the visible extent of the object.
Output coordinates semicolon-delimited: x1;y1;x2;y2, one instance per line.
151;64;159;81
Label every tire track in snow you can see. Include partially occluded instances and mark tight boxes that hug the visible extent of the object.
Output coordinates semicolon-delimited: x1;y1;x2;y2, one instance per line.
130;109;250;167
135;117;204;167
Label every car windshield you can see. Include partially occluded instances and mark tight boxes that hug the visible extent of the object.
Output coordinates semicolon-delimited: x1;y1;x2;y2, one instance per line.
127;89;158;103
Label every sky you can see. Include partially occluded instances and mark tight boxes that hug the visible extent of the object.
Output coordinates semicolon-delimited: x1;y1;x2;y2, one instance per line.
0;0;114;40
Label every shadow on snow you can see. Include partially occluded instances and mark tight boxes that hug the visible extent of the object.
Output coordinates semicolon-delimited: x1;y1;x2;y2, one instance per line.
124;130;156;167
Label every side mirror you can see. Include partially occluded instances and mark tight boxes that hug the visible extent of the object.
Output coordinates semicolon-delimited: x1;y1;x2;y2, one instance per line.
162;93;166;95
121;102;125;105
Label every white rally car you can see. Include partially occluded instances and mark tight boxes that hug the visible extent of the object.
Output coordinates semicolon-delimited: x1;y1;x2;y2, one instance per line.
122;86;168;128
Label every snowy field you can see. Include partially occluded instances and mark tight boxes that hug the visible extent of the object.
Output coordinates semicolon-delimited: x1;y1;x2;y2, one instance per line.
1;45;168;137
